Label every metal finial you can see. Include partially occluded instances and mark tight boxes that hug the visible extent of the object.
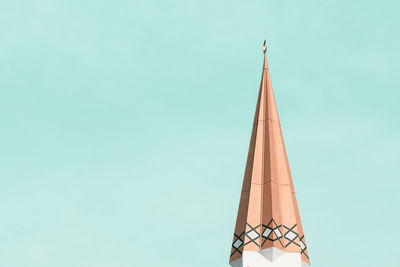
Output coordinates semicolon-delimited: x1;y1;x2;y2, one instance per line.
262;40;267;53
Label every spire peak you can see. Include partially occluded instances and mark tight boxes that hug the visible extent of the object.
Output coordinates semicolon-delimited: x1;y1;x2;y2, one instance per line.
262;40;267;53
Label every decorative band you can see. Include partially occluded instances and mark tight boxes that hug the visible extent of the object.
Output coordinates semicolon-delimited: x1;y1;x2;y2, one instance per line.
231;218;308;258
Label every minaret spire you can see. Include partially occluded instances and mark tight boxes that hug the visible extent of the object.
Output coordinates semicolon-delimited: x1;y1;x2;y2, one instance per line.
229;42;310;267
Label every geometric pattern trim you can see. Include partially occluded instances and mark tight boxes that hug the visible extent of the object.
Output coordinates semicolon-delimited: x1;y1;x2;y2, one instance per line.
231;231;244;256
245;223;260;247
283;224;300;248
299;235;309;259
231;219;308;258
261;218;283;246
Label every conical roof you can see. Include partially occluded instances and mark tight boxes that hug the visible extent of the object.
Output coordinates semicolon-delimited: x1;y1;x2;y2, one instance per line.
230;43;310;264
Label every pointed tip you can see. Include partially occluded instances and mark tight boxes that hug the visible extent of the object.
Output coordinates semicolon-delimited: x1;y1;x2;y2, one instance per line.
262;40;267;54
262;40;268;69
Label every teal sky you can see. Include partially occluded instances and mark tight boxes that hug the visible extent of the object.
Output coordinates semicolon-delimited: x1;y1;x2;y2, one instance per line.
1;0;399;266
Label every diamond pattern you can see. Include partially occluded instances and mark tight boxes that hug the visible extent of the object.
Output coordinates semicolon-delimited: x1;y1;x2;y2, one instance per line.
247;230;259;240
285;230;298;241
233;239;243;249
245;223;261;247
261;219;283;246
262;228;272;238
299;235;309;259
300;240;306;250
231;232;244;257
274;228;282;238
283;224;300;248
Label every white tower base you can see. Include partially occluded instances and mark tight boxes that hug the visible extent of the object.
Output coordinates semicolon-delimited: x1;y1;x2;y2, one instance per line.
230;247;309;267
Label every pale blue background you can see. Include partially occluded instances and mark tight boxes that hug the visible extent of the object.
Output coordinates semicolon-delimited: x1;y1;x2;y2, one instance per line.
0;0;399;266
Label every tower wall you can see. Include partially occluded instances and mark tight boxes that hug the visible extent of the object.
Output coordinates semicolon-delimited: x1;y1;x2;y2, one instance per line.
230;247;309;267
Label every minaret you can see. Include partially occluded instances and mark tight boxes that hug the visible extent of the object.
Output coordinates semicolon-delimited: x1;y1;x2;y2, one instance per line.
229;42;310;267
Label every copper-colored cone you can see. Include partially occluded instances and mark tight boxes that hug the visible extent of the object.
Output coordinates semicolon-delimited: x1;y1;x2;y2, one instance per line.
230;49;309;264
